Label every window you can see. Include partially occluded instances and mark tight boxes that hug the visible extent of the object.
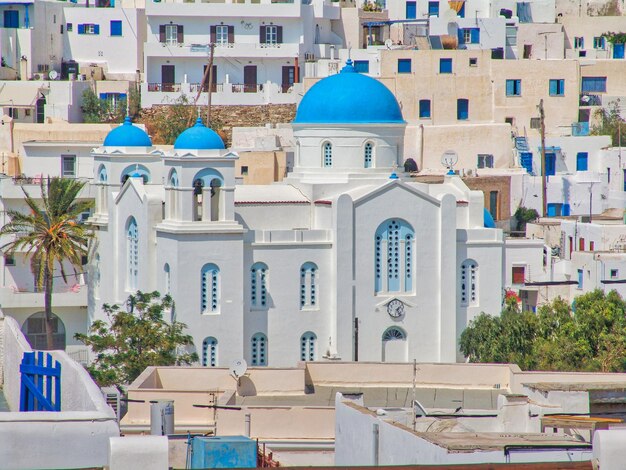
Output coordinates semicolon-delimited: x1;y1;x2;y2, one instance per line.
506;79;522;96
590;241;595;251
300;262;318;308
110;20;122;36
160;24;182;45
477;154;494;168
581;76;607;93
460;259;478;306
250;262;268;308
201;263;220;313
576;152;588;171
469;57;477;66
61;155;76;178
594;36;605;49
459;28;480;45
22;312;66;351
4;254;15;266
457;99;469;120
382;326;406;341
99;92;127;113
364;142;373;168
397;58;411;73
202;337;218;367
300;332;316;361
428;1;439;16
577;269;583;289
457;2;465;17
406;0;416;18
323;142;332;167
530;117;541;129
164;263;170;295
549;79;565;96
419;99;431;119
266;25;278;44
251;333;267;366
126;217;138;291
67;23;73;32
353;60;369;73
8;108;18;119
375;219;414;293
241;166;249;176
3;10;18;28
216;25;228;45
512;266;525;285
78;24;100;35
545;153;556;176
25;109;31;117
574;37;584;49
611;269;619;279
439;58;452;73
579;237;585;251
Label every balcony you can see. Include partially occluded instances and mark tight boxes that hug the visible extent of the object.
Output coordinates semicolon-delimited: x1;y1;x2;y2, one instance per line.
0;284;87;309
579;93;602;106
146;0;304;16
571;122;590;136
144;41;300;58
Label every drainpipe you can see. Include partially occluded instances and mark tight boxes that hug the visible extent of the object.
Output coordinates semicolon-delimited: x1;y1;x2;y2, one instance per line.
294;56;299;83
372;423;379;465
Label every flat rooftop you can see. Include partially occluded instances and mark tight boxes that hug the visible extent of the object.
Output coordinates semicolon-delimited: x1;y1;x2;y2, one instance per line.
525;382;626;392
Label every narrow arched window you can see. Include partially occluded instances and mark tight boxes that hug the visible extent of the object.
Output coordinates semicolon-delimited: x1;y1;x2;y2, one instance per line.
251;262;268;308
323;142;332;167
201;263;220;313
164;263;171;295
460;259;478;306
97;165;107;183
126;217;138;291
300;331;317;361
202;337;218;367
300;262;318;308
364;142;373;168
251;333;267;366
375;219;414;293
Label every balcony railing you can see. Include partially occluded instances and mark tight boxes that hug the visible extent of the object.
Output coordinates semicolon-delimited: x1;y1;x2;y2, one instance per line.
147;83;182;92
149;82;275;93
571;122;590;136
579;93;602;106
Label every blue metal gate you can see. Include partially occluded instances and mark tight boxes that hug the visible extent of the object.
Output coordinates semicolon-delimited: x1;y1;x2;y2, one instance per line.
19;351;61;412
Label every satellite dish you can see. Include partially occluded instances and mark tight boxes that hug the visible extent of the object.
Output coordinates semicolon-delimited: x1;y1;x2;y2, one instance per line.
441;150;458;175
48;70;58;80
229;359;248;380
384;38;393;49
581;95;590;103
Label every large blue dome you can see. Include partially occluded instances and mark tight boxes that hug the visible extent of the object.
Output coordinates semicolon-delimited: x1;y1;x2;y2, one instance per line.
293;60;405;125
103;116;152;147
174;117;225;150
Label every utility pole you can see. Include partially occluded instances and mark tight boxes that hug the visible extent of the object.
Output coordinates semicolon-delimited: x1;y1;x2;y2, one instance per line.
188;43;215;128
539;99;547;218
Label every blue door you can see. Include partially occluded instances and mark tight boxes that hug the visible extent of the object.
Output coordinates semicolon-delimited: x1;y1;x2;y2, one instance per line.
614;43;625;59
3;10;19;28
405;1;417;18
576;152;588;171
545;153;556;176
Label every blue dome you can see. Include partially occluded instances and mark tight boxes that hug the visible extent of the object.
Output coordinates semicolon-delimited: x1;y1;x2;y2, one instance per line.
484;208;496;228
103;116;152;147
174;118;225;150
293;60;405;125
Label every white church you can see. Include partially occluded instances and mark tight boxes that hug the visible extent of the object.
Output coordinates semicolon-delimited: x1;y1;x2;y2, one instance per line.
89;60;520;367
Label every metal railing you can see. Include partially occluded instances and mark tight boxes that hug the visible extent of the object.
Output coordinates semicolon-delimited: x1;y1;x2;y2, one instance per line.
147;83;181;92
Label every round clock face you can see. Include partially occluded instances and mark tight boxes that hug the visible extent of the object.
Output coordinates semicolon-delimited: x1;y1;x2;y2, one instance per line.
387;300;404;318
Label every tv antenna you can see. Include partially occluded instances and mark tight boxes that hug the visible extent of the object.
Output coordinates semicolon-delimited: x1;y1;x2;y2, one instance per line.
441;150;458;175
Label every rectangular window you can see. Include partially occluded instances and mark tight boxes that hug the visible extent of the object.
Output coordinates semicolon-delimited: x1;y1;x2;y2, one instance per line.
579;237;585;251
163;24;179;45
574;37;584;49
397;58;411;73
577;269;583;289
67;23;73;32
457;98;469;120
353;60;369;73
428;1;439;16
545;153;556;176
110;20;122;36
62;155;76;178
458;28;480;45
469;57;477;66
215;25;228;44
581;76;607;93
477;154;494;168
594;36;605;49
512;266;525;285
405;0;417;19
506;79;522;96
3;10;19;29
576;152;588;171
590;241;595;251
419;99;431;119
439;58;452;73
78;23;100;35
611;269;619;279
241;165;249;176
266;25;278;45
8;108;18;119
549;79;565;96
4;254;15;266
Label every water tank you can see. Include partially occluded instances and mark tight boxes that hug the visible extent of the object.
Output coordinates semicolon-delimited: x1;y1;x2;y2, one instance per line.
190;436;257;469
150;400;174;436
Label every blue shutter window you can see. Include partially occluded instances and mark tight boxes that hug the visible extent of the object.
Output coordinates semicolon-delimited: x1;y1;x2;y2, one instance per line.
470;28;480;43
457;99;469;120
406;1;417;18
506;79;521;96
397;58;411;73
419;99;431;118
439;58;452;73
428;1;439;16
545;153;556;176
577;269;583;289
110;20;122;36
576;152;588;171
549;79;564;96
77;24;85;34
353;60;369;73
581;77;607;93
3;11;19;28
562;204;571;216
613;43;625;59
99;93;107;100
94;24;100;35
458;2;465;17
458;29;466;45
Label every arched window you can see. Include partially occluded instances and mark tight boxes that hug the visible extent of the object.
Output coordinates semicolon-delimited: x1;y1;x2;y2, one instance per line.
201;263;220;313
121;164;150;184
164;263;171;295
202;337;218;367
251;262;268;308
251;333;267;366
168;168;179;187
364;142;373;168
191;168;224;222
460;259;478;306
97;165;108;183
323;142;332;167
300;332;317;361
126;217;138;291
382;326;406;341
375;219;414;293
21;312;66;350
300;262;318;308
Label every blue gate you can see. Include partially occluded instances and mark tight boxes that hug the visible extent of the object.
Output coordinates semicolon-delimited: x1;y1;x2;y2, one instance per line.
19;351;61;412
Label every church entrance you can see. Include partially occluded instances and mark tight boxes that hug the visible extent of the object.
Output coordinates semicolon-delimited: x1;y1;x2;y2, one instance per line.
381;327;407;362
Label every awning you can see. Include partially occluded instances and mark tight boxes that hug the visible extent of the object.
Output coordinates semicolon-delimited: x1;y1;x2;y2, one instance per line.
0;83;43;108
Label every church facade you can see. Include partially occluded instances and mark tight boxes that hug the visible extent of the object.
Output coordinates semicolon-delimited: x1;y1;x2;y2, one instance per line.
89;61;515;367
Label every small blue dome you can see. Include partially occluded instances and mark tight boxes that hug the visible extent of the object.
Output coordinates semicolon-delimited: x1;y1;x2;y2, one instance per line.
174;118;225;150
293;60;405;125
484;208;496;228
103;116;152;147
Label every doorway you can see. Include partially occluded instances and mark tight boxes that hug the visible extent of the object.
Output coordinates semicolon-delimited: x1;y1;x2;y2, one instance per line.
281;66;295;92
243;65;257;93
161;65;175;92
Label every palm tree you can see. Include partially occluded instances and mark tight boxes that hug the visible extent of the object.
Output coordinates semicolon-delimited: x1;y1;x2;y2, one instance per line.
1;177;93;350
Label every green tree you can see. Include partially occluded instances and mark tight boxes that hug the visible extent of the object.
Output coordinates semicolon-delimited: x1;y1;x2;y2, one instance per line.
0;178;93;350
513;206;539;232
75;291;198;388
146;96;196;144
81;88;104;123
591;100;626;146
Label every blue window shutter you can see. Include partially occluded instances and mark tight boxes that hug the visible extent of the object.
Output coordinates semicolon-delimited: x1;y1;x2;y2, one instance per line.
506;80;514;96
614;43;625;59
110;20;122;36
354;60;369;73
520;152;533;173
549;79;557;95
428;1;439;16
419;99;431;118
406;1;417;19
547;203;556;217
78;24;85;34
545;153;556;176
457;99;468;120
458;29;465;45
94;24;100;35
562;204;570;216
397;59;411;73
440;58;452;73
576;152;588;171
471;28;480;43
99;93;107;100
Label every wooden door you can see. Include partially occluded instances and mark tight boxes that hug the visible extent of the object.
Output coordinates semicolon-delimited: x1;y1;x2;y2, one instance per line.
281;66;295;92
161;65;175;92
243;65;257;93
